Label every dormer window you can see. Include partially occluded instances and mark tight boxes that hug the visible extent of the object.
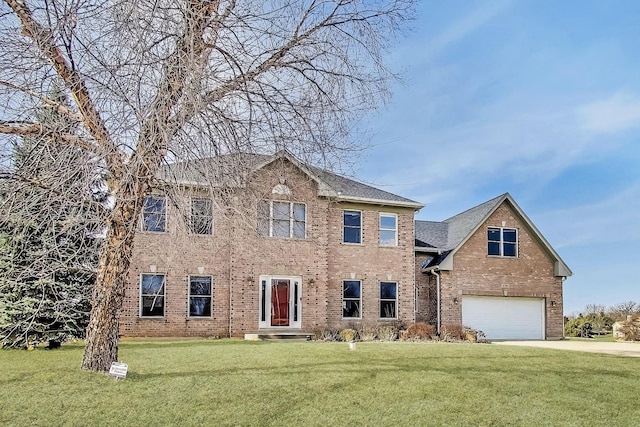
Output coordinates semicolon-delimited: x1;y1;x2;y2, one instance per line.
488;227;517;257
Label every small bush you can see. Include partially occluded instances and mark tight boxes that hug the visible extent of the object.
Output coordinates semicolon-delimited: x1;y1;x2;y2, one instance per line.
377;325;398;341
357;324;377;342
313;327;340;341
440;324;464;341
405;322;435;341
463;327;489;343
339;328;357;342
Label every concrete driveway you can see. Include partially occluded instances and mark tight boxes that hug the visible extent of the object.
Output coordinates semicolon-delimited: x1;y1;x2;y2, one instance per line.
493;340;640;357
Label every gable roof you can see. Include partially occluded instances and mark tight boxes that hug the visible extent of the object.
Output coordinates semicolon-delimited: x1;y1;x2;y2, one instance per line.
416;193;572;277
158;150;424;209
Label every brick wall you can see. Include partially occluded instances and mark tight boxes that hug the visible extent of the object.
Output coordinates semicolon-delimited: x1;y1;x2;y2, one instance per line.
121;157;418;337
433;203;564;339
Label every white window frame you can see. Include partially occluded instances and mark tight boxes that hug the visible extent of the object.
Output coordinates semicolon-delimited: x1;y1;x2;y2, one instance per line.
190;197;213;235
343;210;362;244
379;213;398;246
379;281;398;319
261;201;307;239
188;275;213;318
139;273;166;318
342;280;362;319
487;227;518;257
142;195;167;233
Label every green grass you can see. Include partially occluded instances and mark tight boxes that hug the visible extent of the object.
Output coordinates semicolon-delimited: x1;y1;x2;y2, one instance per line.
1;340;639;426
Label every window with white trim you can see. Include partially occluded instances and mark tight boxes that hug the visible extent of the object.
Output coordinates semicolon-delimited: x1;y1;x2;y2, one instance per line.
189;276;212;317
488;227;517;257
342;280;361;318
190;198;213;235
142;195;166;232
380;282;397;318
258;201;306;238
140;274;165;317
379;213;398;246
343;210;362;243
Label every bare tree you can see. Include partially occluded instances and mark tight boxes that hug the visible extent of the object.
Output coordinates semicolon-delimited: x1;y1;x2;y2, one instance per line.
608;301;639;321
0;0;414;371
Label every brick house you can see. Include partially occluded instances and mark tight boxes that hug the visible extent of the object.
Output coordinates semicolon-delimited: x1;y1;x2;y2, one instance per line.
120;152;571;340
415;193;572;340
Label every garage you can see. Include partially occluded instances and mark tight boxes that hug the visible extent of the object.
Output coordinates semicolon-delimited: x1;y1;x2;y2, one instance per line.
462;296;545;340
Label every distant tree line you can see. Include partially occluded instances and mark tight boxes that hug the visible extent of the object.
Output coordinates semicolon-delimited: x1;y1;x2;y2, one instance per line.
565;301;639;337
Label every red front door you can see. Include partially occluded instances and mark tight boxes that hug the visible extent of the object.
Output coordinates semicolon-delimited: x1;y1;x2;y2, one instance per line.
271;279;290;326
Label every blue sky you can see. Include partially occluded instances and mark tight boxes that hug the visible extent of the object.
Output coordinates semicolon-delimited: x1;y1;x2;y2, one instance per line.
356;0;640;315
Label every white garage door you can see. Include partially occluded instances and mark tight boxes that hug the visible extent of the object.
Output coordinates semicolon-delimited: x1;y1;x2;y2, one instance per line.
462;296;545;340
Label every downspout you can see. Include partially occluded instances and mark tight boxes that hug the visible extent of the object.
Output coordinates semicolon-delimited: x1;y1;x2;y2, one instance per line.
432;268;441;334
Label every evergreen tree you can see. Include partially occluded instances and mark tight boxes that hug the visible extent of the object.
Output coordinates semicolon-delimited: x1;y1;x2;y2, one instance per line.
0;87;105;349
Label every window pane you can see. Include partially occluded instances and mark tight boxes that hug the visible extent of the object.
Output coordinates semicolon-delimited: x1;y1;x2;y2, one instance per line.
488;241;501;256
487;228;500;242
141;296;164;316
189;297;211;317
503;242;517;257
380;282;397;299
343;281;361;298
273;219;290;237
343;227;361;244
143;195;166;232
191;198;212;235
293;221;305;238
141;274;164;295
343;300;361;318
503;229;517;242
380;215;396;229
380;301;396;318
190;276;211;296
273;202;289;220
344;211;361;227
293;203;305;221
380;230;396;246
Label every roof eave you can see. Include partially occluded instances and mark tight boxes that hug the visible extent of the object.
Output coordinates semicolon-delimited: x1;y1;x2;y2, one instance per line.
333;195;425;210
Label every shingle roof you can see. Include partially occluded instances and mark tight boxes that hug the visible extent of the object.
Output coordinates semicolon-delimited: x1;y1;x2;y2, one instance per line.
157;151;423;209
415;193;572;277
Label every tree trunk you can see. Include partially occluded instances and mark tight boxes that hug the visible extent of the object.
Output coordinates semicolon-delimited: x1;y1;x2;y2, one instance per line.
81;192;140;372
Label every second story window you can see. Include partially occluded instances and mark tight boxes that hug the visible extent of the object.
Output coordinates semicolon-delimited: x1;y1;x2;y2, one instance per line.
379;213;397;246
343;210;361;243
488;227;517;257
259;201;306;238
142;195;166;232
191;198;213;235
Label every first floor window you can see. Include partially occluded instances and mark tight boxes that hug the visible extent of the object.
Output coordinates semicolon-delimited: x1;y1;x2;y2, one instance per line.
488;227;517;257
380;282;397;318
140;274;165;317
379;213;398;246
189;276;212;317
343;280;361;318
142;195;166;232
258;200;306;238
191;198;213;235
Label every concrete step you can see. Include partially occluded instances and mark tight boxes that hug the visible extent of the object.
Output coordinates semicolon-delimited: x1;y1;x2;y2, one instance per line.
244;331;313;341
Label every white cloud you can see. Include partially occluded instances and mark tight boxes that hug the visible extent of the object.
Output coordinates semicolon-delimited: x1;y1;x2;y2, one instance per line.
576;93;640;133
421;0;514;61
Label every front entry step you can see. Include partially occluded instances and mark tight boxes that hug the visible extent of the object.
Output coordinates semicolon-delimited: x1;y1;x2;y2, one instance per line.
244;331;313;341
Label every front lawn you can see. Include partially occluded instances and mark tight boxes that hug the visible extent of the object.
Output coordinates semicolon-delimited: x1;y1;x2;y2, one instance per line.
1;340;639;426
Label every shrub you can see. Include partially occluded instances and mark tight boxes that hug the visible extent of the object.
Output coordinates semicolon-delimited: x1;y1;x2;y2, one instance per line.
464;327;489;343
440;324;464;341
357;324;377;342
313;327;340;341
405;322;435;341
377;325;398;341
339;328;357;342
